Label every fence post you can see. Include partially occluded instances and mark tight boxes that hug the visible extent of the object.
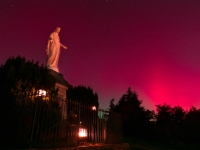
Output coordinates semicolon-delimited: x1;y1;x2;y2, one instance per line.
30;97;38;148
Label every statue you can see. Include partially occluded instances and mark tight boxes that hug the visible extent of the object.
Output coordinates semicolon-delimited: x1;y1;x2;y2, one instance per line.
46;27;67;72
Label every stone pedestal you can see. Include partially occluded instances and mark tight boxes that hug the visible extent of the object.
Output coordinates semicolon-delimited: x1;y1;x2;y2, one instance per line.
48;69;72;119
48;69;72;138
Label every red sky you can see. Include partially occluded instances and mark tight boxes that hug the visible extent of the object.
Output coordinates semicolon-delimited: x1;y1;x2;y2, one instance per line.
1;0;200;110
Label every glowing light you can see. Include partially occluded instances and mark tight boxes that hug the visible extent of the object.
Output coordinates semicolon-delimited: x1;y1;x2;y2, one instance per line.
37;89;46;96
79;128;87;137
92;106;96;110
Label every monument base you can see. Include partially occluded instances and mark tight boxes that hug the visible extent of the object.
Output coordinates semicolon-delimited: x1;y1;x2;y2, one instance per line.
48;69;72;99
48;69;72;137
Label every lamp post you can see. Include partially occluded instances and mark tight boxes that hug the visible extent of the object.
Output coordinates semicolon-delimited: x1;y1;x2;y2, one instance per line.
92;106;96;145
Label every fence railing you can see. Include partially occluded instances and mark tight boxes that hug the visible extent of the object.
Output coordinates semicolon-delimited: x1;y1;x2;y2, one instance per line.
0;93;122;148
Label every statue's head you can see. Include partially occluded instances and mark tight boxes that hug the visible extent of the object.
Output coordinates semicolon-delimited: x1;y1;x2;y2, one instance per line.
55;27;61;33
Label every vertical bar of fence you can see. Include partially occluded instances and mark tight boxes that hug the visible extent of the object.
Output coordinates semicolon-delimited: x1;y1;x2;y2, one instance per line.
17;94;28;145
92;107;95;144
97;109;100;143
68;99;71;139
99;110;101;143
77;102;80;145
69;99;71;141
30;96;38;148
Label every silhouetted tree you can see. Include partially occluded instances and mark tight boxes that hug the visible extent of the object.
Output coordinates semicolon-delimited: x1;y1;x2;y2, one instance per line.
67;85;99;108
170;106;186;143
0;56;55;95
109;98;115;111
183;106;200;144
156;103;173;127
172;106;185;124
109;87;154;139
155;104;187;143
155;103;173;142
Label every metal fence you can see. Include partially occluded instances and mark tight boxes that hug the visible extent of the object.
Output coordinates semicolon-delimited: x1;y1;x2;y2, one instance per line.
0;93;122;148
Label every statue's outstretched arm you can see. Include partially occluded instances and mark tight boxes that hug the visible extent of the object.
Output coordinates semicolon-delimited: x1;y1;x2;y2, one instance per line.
60;43;67;49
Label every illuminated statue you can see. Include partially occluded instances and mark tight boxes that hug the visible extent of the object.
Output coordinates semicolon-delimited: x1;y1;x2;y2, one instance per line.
46;27;67;72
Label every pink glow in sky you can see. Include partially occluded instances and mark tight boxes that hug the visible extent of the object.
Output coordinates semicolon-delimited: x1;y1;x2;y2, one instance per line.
1;0;200;110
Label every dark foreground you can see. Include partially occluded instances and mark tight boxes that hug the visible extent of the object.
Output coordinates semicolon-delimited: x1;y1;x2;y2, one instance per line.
1;143;129;150
123;137;200;150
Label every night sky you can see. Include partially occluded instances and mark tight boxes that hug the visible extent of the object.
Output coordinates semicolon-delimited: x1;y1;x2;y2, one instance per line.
1;0;200;110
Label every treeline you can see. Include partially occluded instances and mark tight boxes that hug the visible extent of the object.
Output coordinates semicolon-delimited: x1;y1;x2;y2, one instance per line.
0;56;56;95
109;87;200;145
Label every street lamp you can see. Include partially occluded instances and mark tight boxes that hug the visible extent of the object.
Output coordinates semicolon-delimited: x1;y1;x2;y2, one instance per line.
92;106;96;111
92;106;96;145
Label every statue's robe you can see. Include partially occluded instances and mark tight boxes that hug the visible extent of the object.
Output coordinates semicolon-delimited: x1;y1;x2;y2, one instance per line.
46;32;60;72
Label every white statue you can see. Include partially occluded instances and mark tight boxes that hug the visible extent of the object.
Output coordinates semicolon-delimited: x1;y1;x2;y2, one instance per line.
46;27;67;72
